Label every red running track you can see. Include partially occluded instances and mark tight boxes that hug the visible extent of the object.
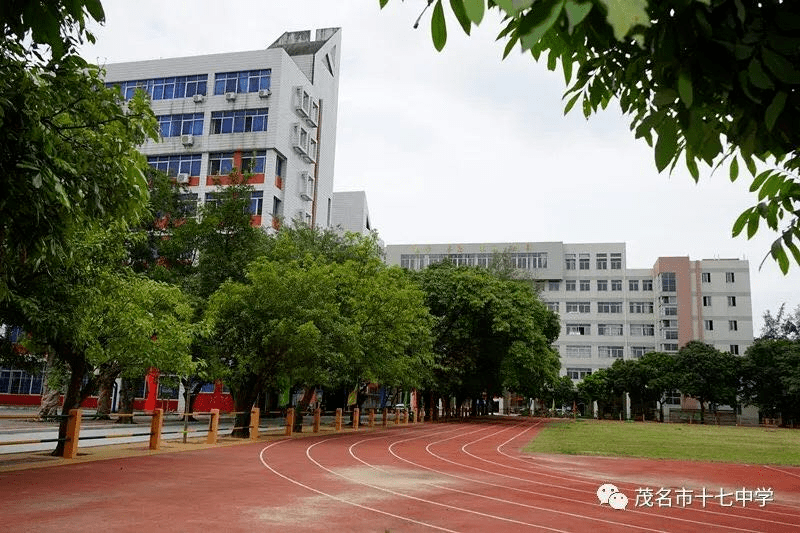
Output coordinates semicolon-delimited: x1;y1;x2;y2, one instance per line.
1;418;798;532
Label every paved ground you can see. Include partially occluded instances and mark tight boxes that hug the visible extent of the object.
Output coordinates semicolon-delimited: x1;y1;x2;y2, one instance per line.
1;417;799;532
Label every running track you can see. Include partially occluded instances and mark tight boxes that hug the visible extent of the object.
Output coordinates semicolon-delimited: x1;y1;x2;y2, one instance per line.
1;418;798;532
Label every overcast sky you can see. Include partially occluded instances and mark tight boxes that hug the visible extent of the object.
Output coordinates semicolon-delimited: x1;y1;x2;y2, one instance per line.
79;0;800;332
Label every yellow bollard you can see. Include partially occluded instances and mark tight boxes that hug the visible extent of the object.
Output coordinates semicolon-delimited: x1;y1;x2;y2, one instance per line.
63;409;83;459
149;408;163;450
335;408;342;431
285;408;295;436
313;407;321;433
206;409;220;444
353;407;360;430
250;407;260;440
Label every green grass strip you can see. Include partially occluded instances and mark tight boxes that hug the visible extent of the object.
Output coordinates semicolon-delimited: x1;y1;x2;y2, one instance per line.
524;420;800;466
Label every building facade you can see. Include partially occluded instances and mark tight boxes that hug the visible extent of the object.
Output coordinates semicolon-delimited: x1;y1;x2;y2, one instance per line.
385;242;754;382
104;28;342;231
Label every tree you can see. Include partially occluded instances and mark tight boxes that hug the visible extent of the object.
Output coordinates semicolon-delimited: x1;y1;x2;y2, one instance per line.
7;227;193;454
383;0;800;271
673;341;739;423
204;227;434;437
577;368;617;419
740;338;800;423
638;351;678;422
760;303;800;340
414;261;560;414
1;4;157;303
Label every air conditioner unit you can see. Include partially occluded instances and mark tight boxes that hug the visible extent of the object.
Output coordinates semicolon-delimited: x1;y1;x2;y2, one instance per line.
192;94;205;103
225;92;237;101
176;173;190;184
258;89;271;98
181;134;194;146
299;173;313;201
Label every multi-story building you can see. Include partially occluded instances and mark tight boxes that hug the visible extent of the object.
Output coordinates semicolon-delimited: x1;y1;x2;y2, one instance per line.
104;28;342;232
331;191;374;236
385;242;754;383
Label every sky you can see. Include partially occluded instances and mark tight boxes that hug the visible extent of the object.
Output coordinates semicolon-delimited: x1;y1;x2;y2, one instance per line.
79;0;800;333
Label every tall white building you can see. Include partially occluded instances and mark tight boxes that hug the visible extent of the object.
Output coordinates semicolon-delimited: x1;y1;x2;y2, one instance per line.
385;242;754;381
104;28;342;231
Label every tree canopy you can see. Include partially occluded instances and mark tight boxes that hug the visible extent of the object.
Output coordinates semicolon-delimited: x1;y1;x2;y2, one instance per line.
383;0;800;271
414;261;560;406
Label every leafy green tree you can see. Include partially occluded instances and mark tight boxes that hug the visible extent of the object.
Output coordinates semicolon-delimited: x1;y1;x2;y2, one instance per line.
1;7;157;303
383;0;800;270
577;368;618;418
8;227;193;454
759;303;800;341
638;351;678;422
740;338;800;423
541;375;577;413
673;341;740;423
204;228;433;437
414;261;560;413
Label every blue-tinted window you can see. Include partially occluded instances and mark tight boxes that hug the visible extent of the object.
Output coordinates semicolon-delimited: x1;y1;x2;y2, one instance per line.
250;191;263;215
208;152;234;175
213;69;271;95
241;151;266;173
108;75;207;101
156;113;204;138
147;154;202;176
210;109;268;134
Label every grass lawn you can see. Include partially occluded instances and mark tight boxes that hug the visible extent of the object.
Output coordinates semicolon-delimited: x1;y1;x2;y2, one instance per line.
524;420;800;465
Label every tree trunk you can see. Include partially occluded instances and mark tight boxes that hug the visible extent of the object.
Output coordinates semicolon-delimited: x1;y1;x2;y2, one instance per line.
95;363;120;419
52;346;87;457
180;378;205;422
117;376;137;424
699;397;706;424
231;390;259;438
38;351;61;419
295;386;317;432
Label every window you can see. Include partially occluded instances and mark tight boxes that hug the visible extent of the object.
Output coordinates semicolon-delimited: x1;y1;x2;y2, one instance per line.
240;150;267;173
566;368;592;380
631;346;654;358
704;320;714;331
579;280;590;291
276;155;285;180
579;253;590;270
729;344;739;355
565;280;576;291
545;301;559;313
630;324;655;336
208;152;234;175
611;279;622;291
0;368;44;394
512;252;548;269
596;253;608;270
565;254;576;270
726;272;735;283
702;272;711;283
597;280;608;291
177;193;198;218
249;191;263;216
566;345;592;358
598;346;624;359
662;343;679;352
598;324;623;336
598;301;622;313
566;302;590;313
642;279;653;291
702;296;712;307
729;320;738;331
610;253;622;269
663;306;677;316
727;296;737;307
156;113;204;137
110;74;208;101
272;196;283;217
629;280;639;291
629;301;654;313
661;272;676;292
210;108;269;134
566;324;590;336
147;154;202;177
662;319;676;328
548;281;560;291
664;391;681;405
214;69;271;95
664;330;678;340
